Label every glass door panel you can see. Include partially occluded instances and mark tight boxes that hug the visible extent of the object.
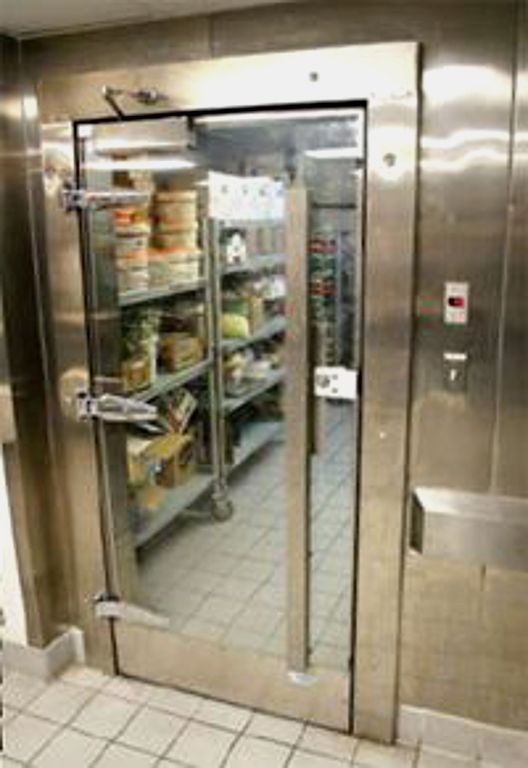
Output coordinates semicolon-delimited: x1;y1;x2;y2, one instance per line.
76;108;364;725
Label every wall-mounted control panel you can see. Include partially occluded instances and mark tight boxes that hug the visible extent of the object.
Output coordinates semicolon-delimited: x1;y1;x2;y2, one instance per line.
443;351;469;392
444;281;469;325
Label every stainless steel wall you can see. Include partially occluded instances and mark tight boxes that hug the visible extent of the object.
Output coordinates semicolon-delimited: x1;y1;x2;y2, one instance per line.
19;0;527;730
402;2;528;732
1;34;52;645
0;34;74;647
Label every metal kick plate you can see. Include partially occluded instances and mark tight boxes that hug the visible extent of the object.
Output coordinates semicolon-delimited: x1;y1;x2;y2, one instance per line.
314;366;358;400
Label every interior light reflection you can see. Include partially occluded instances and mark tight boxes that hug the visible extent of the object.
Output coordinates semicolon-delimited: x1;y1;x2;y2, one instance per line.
304;146;361;160
423;65;508;103
85;157;197;172
422;147;510;173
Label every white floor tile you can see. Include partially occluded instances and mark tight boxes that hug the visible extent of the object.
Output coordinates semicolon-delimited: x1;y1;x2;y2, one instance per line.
224;735;291;768
182;572;222;596
3;712;59;763
479;724;528;768
354;740;415;768
181;618;226;642
417;748;477;768
299;725;356;761
93;743;158;767
32;727;106;768
289;750;350;768
233;559;274;583
60;665;111;690
247;712;304;745
194;698;251;731
213;577;260;601
167;721;237;767
194;596;244;625
155;587;206;618
27;680;94;724
72;692;139;739
201;553;239;576
2;672;47;710
148;686;202;718
222;626;266;651
1;706;17;725
118;706;186;755
232;604;282;635
104;676;155;703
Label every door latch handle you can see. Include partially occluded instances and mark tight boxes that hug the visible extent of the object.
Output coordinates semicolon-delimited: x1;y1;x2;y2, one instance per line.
75;391;158;423
61;183;150;213
93;592;169;628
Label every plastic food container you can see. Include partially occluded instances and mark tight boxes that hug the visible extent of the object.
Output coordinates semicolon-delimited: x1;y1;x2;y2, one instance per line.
155;190;198;204
115;234;150;264
113;206;151;236
122;356;151;392
159;333;203;372
154;202;197;229
154;190;197;231
167;258;201;283
154;230;198;252
117;265;150;293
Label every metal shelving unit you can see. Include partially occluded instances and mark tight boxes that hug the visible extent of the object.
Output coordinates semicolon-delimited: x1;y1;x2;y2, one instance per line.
223;368;285;414
135;472;215;548
228;420;283;471
112;178;288;543
222;316;286;353
134;359;212;403
119;278;206;308
222;253;285;276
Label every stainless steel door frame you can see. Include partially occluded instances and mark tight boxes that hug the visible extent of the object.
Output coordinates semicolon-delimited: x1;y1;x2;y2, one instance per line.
40;42;418;740
285;187;310;674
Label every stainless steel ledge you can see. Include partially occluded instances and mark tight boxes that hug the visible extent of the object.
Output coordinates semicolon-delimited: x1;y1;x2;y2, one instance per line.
411;487;528;572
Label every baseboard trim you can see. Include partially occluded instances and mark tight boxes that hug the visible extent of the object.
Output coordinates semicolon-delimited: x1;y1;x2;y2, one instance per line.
2;627;85;681
398;705;528;768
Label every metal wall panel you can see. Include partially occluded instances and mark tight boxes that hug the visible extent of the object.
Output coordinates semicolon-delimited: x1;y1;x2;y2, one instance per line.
24;15;211;78
0;34;55;646
492;0;528;498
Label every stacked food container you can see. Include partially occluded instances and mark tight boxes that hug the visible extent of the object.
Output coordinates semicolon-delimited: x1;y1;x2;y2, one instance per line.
113;204;151;293
151;189;202;286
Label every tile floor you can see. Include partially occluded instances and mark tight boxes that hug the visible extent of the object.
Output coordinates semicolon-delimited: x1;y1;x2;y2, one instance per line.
139;402;356;672
1;666;484;768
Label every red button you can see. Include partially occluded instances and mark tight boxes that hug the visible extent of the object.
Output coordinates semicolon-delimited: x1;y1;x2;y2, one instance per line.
448;297;465;308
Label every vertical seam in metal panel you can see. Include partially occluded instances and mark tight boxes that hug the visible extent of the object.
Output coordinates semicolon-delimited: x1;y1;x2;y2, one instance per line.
489;0;519;494
392;54;423;743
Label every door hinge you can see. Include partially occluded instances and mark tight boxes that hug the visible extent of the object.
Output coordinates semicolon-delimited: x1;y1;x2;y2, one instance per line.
314;366;359;401
75;390;157;424
93;593;169;629
61;183;150;213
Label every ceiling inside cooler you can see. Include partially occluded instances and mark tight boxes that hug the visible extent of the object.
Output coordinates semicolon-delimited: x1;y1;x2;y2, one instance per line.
0;0;298;38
